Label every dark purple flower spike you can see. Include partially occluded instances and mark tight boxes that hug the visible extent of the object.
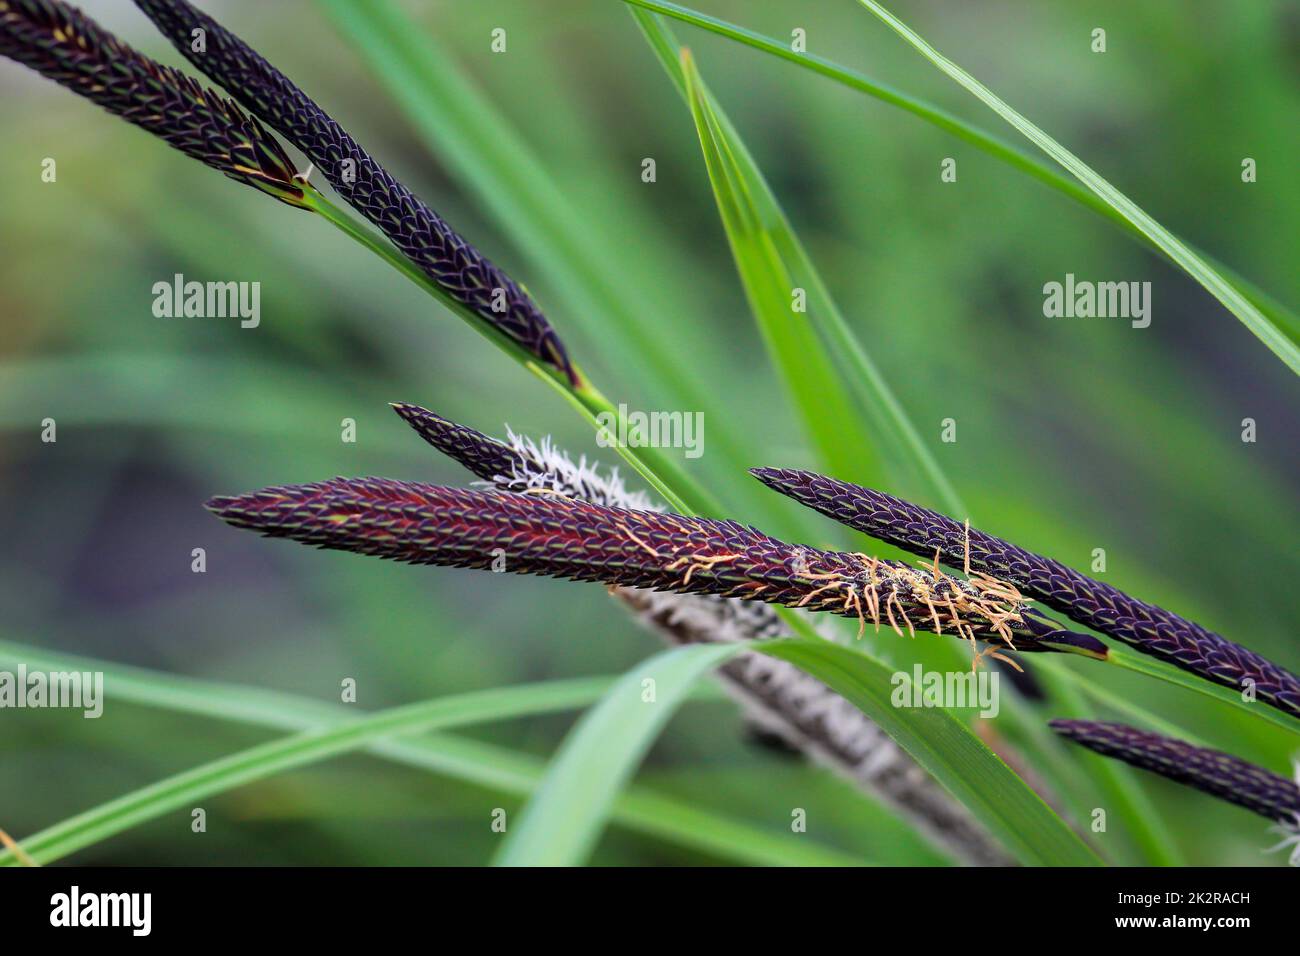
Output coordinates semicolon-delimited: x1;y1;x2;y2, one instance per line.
0;0;305;206
390;404;524;486
132;0;576;385
751;467;1300;720
1051;720;1300;827
391;403;661;510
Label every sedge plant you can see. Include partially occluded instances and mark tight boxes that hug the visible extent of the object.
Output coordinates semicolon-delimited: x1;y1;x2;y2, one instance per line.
1;0;1296;868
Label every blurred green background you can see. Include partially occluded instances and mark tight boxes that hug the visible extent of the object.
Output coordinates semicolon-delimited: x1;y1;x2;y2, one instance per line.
0;0;1296;865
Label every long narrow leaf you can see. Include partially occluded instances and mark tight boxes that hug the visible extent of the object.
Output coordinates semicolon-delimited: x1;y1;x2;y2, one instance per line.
0;639;866;867
1108;648;1300;738
636;10;963;516
852;0;1300;375
497;638;1100;867
756;639;1102;866
0;678;609;866
673;49;889;502
620;0;1300;346
495;643;744;866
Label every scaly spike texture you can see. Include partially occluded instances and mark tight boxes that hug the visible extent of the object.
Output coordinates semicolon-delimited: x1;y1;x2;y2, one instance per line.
0;0;305;206
133;0;576;384
207;477;1093;662
752;467;1300;719
1051;720;1300;829
390;402;1012;864
392;404;525;488
392;402;654;511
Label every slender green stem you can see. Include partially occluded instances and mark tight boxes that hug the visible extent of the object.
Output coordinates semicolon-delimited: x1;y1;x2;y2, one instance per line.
1;678;611;866
301;184;434;300
304;183;720;519
1075;672;1209;747
300;184;552;376
546;374;704;515
852;0;1298;372
579;384;726;515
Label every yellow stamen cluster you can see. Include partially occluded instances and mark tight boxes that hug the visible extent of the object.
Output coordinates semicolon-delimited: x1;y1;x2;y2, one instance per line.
616;519;1031;672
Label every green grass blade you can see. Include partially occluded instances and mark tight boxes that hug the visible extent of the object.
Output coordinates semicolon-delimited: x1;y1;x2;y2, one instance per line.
495;643;744;866
637;10;973;676
375;734;874;867
756;639;1101;866
0;678;609;866
852;0;1300;375
1070;674;1207;747
620;0;1300;343
497;637;1098;867
1033;666;1183;866
1107;648;1300;738
637;11;963;514
0;639;866;867
639;6;1294;861
668;51;888;498
76;730;864;867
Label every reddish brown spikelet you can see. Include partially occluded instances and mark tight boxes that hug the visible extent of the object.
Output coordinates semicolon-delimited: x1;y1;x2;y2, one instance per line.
207;478;1101;658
